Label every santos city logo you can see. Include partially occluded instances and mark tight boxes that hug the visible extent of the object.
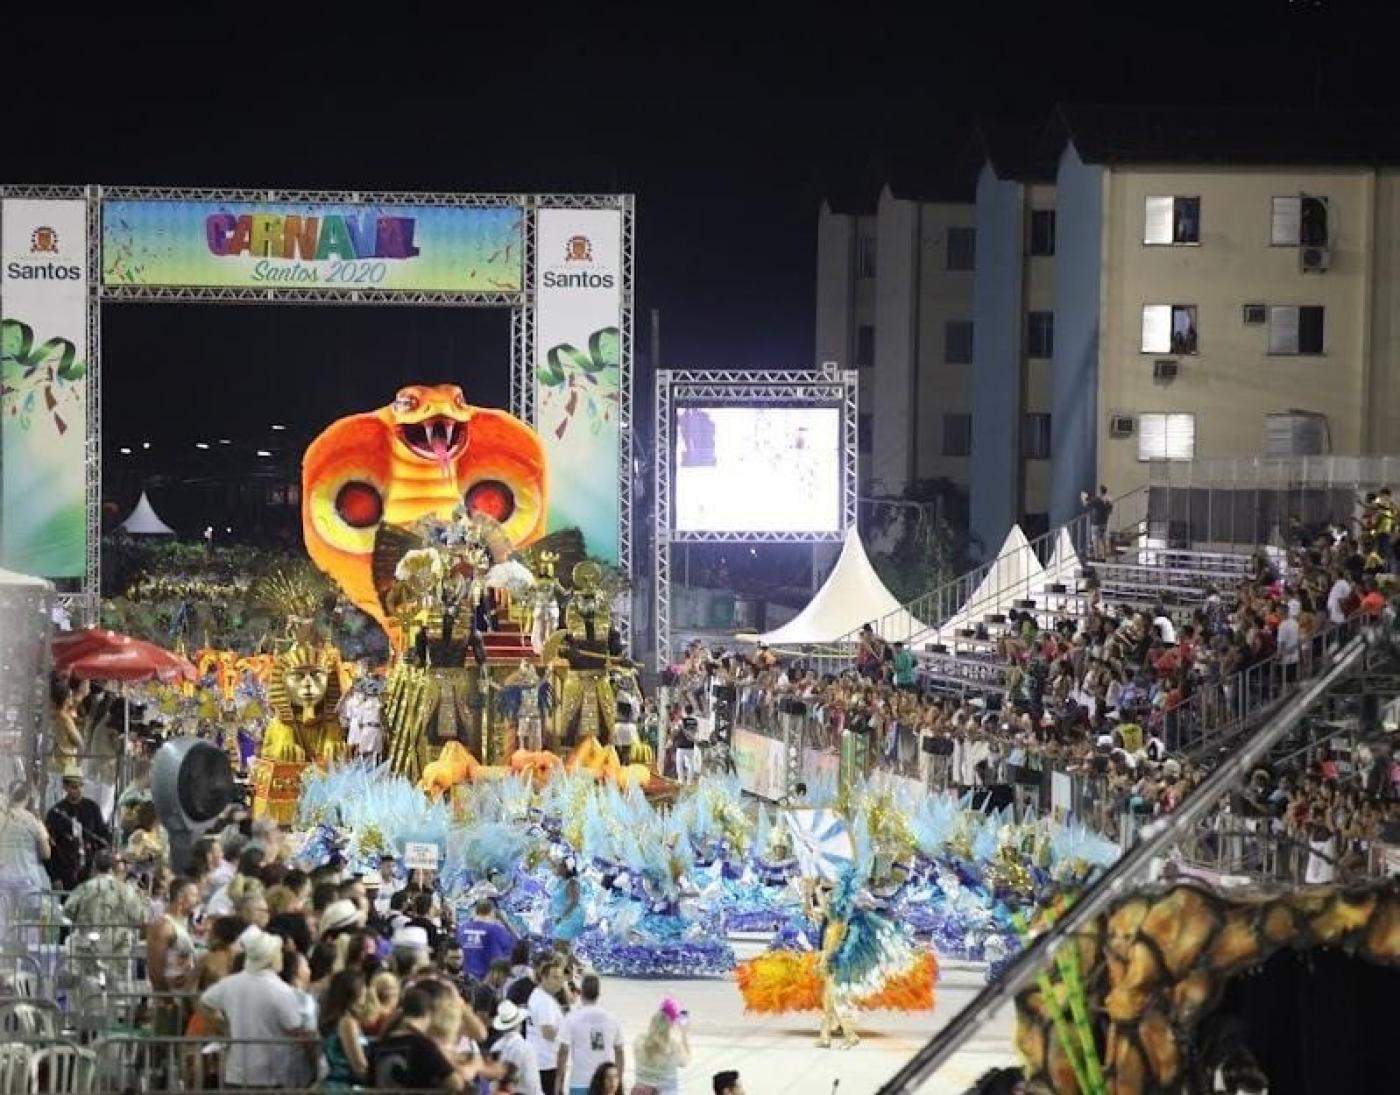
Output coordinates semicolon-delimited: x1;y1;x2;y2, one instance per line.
543;231;614;289
5;223;82;281
565;235;592;262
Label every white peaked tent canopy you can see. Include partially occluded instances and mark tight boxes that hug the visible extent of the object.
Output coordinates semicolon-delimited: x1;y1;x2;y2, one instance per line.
746;527;931;645
1031;527;1083;599
118;491;176;536
934;525;1043;641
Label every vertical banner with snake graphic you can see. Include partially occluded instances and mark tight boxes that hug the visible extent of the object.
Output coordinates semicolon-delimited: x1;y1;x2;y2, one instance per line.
1;199;89;578
534;208;624;567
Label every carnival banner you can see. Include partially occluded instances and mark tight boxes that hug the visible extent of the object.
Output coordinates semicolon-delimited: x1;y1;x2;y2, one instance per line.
1;199;89;578
534;208;624;567
101;200;524;294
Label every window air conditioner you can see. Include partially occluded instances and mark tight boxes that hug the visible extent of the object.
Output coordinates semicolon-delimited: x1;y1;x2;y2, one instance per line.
1110;414;1135;437
1300;246;1331;273
1153;359;1179;382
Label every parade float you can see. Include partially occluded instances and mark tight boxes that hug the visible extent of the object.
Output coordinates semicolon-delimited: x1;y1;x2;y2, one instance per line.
232;383;650;820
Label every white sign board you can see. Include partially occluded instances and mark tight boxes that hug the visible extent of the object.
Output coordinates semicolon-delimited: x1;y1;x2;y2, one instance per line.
403;841;440;870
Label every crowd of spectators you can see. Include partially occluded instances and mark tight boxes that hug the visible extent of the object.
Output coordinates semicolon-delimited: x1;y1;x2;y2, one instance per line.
665;506;1400;858
1;792;726;1095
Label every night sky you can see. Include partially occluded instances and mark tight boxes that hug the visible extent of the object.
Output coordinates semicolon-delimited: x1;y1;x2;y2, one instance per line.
6;3;1369;467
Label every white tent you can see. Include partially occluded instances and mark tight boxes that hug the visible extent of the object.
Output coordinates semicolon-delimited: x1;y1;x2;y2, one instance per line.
934;525;1043;641
1032;527;1083;598
746;526;931;645
118;491;176;536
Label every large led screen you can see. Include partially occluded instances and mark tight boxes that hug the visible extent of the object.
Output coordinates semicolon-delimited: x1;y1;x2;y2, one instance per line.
674;406;841;534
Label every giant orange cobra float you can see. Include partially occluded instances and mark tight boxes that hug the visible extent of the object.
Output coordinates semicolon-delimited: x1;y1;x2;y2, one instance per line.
302;384;548;651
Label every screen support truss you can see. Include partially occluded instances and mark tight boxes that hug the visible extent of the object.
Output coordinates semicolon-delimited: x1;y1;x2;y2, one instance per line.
653;362;857;669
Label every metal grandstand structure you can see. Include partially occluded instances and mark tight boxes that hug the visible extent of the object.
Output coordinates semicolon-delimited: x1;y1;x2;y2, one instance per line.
878;615;1400;1093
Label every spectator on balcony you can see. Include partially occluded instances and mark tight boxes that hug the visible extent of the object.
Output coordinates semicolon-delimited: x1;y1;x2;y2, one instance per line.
1083;486;1113;560
855;623;884;680
1277;603;1302;686
892;642;916;692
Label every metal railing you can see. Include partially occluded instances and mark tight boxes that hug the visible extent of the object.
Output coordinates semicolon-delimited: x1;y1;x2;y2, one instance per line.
877;624;1382;1094
1144;453;1400;549
820;486;1154;650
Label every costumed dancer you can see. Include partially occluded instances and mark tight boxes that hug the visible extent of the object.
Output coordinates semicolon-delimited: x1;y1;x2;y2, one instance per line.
737;865;934;1047
550;854;586;951
498;662;551;754
528;574;560;655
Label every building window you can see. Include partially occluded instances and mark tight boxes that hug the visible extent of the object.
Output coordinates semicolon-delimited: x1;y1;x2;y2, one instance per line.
943;413;972;457
1137;413;1196;461
1023;413;1052;459
1270;195;1329;246
855;324;875;367
944;320;974;365
858;412;872;453
855;236;877;277
1029;209;1056;256
1267;306;1325;355
946;226;976;271
1026;311;1054;358
1144;195;1201;245
1141;304;1198;354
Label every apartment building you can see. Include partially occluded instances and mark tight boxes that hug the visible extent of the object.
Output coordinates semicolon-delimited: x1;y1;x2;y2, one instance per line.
968;125;1059;552
817;106;1400;554
1049;105;1400;527
815;176;976;501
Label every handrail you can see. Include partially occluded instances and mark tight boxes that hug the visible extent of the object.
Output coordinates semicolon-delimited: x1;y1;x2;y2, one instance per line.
875;624;1379;1094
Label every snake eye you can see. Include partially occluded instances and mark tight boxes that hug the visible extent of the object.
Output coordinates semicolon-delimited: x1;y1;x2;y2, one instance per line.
393;392;419;414
464;480;515;523
335;481;383;529
453;391;468;410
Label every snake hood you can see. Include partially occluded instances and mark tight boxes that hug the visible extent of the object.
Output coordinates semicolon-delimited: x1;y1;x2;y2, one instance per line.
302;384;548;650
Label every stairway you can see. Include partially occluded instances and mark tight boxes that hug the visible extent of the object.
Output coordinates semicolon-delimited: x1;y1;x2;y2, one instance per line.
480;619;536;664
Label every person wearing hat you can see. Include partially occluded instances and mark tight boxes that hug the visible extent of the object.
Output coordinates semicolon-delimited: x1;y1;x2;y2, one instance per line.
199;925;315;1088
390;924;433;979
491;1000;542;1095
45;764;110;892
320;897;365;939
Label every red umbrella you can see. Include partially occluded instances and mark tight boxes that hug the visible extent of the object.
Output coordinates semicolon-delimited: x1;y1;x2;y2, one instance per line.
51;627;134;665
54;627;196;683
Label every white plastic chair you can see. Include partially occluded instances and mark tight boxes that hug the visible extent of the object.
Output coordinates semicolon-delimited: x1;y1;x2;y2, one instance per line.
27;1044;96;1095
0;1044;31;1095
0;999;60;1037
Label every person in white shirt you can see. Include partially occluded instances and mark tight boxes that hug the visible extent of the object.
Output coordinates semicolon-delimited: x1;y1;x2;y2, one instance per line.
1327;576;1353;626
527;959;568;1095
1152;612;1176;646
491;1000;542;1095
1277;604;1302;685
199;926;314;1088
613;687;639;766
374;853;404;917
557;974;624;1095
